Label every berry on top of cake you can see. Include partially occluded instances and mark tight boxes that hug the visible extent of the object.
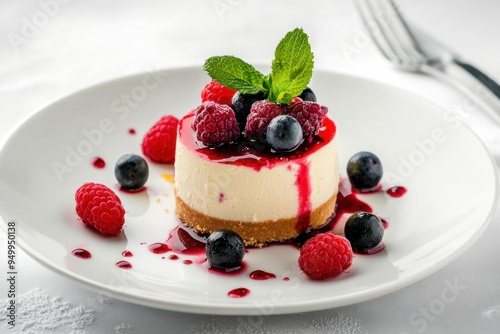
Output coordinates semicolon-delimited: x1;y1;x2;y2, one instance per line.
174;28;340;247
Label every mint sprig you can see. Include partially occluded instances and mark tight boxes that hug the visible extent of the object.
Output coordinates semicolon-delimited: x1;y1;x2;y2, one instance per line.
268;28;314;104
203;28;314;105
203;56;267;95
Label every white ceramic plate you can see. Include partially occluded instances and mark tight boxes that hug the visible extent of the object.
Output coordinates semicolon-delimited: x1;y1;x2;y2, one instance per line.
0;67;497;315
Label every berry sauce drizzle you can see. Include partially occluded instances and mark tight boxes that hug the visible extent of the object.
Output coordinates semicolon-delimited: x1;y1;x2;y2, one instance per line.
116;260;132;269
332;180;373;226
91;157;105;169
164;225;206;256
386;186;407;198
128;128;136;135
295;162;312;233
228;288;250;298
249;270;276;280
121;250;133;257
178;111;336;171
148;243;170;254
71;248;91;259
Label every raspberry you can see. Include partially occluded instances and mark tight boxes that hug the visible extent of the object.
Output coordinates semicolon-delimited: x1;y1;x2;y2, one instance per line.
142;115;179;163
285;100;328;138
201;81;237;106
244;100;283;140
193;102;240;146
298;233;353;280
75;182;125;236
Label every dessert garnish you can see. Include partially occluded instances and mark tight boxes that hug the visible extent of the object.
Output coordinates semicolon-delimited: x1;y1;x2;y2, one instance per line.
115;154;149;191
346;151;383;192
298;233;353;280
75;182;125;236
344;211;385;253
141;115;179;163
199;27;328;151
205;229;245;271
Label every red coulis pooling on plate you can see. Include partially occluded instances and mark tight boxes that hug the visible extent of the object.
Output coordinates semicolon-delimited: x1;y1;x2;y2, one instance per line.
71;248;91;259
249;270;276;280
91;157;105;169
227;287;250;298
116;260;132;269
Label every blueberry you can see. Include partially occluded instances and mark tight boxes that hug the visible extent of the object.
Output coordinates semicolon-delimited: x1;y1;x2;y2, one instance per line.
206;229;245;270
115;154;149;190
299;87;317;102
231;91;265;131
344;211;384;252
266;115;303;152
346;151;383;190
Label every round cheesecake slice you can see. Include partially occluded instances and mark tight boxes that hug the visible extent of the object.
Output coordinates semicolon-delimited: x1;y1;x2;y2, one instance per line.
174;111;339;247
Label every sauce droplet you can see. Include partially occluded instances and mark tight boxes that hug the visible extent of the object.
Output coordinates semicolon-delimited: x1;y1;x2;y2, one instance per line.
91;157;106;169
183;259;193;265
71;248;91;259
228;288;250;298
116;260;132;269
386;186;407;198
148;243;171;254
128;128;136;135
121;250;133;257
249;270;276;280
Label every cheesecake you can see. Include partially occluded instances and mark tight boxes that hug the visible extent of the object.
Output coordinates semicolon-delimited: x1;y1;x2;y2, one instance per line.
174;110;339;247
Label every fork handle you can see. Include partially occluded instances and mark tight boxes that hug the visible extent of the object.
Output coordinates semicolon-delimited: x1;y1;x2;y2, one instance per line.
424;60;500;123
454;60;500;100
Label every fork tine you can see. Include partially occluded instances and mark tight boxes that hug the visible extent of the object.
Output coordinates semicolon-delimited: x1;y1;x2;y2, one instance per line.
377;0;427;64
353;0;402;65
354;0;427;69
368;0;416;65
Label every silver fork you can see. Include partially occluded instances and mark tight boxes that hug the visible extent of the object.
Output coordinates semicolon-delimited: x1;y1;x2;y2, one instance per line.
353;0;500;123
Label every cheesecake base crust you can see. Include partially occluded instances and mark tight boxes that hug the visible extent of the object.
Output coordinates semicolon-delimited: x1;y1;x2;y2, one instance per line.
175;192;338;247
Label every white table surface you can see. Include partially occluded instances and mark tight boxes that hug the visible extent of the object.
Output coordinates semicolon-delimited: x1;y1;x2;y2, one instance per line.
1;0;500;333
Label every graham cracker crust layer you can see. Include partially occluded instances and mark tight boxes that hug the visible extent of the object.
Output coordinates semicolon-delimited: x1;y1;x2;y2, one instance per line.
175;192;338;247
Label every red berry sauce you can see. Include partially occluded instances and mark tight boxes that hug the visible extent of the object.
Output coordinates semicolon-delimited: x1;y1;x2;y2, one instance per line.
169;254;179;260
148;243;170;254
165;225;206;256
380;218;389;229
128;128;136;135
386;186;407;198
178;111;336;171
91;157;105;169
122;250;133;257
71;248;91;259
249;270;276;280
116;260;132;269
295;162;312;233
228;288;250;298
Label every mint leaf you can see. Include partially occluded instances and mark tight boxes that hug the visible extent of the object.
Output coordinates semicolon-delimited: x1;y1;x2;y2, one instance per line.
203;56;267;95
269;28;314;104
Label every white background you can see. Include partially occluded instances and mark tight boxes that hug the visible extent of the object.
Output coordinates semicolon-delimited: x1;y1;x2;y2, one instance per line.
1;0;500;333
